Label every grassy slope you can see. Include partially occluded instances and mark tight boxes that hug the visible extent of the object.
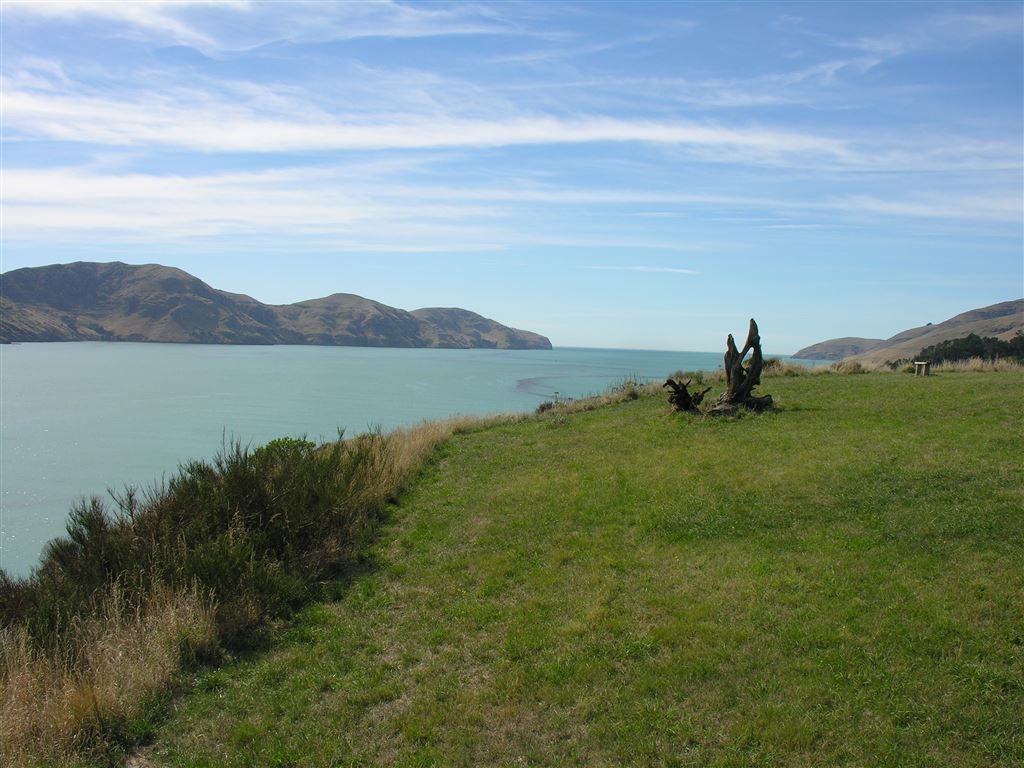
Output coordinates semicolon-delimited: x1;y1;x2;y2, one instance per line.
146;373;1023;767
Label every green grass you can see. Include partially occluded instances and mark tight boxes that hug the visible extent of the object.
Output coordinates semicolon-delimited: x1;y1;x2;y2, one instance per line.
144;372;1023;767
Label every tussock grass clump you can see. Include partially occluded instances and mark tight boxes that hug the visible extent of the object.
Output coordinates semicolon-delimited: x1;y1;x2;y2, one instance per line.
762;358;830;376
932;356;1024;373
0;417;517;766
671;368;726;384
831;359;869;374
1;583;216;768
535;377;663;416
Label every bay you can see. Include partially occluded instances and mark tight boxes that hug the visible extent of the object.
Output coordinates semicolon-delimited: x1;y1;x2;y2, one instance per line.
0;342;825;576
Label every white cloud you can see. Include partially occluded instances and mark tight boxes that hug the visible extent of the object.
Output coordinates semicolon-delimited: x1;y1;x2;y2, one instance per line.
5;63;1018;175
2;1;240;48
2;81;857;162
2;166;503;248
4;166;1019;253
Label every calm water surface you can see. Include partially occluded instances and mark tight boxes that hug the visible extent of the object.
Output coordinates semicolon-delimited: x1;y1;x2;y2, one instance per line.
1;343;823;576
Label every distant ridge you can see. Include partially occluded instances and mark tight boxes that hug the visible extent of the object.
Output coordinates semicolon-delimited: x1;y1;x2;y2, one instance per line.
791;337;886;361
793;300;1023;363
0;262;552;350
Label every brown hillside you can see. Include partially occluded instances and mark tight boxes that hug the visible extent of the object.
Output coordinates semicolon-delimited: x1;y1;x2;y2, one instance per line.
846;300;1022;365
0;262;552;349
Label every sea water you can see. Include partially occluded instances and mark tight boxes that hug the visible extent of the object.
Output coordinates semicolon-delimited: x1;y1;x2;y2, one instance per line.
0;343;825;576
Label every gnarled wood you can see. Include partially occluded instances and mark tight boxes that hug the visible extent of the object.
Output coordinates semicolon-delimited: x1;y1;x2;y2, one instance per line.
663;377;711;412
713;318;773;413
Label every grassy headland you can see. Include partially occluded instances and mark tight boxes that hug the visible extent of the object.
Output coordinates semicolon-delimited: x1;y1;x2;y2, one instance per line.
3;366;1022;766
1;417;519;767
146;370;1021;767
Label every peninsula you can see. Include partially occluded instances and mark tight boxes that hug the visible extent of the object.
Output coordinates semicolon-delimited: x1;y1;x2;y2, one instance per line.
0;262;552;349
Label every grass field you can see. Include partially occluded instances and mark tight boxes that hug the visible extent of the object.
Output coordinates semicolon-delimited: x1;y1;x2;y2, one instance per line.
141;372;1023;767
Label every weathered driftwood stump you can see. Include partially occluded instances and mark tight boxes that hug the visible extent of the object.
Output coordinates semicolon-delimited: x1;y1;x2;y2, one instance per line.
663;377;711;412
711;318;774;414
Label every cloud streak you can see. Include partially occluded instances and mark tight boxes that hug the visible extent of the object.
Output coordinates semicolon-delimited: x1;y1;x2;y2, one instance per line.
4;57;1018;175
585;266;701;275
3;0;523;51
3;82;854;161
5;83;1019;175
4;165;1019;254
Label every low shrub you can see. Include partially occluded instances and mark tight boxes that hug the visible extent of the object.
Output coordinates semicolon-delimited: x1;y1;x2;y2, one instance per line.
762;359;816;377
609;375;644;400
831;360;867;374
3;435;392;656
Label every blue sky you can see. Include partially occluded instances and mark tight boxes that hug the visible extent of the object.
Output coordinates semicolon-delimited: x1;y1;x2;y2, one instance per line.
2;1;1021;352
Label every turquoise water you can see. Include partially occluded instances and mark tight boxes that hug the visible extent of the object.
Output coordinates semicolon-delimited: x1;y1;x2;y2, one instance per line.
0;343;825;576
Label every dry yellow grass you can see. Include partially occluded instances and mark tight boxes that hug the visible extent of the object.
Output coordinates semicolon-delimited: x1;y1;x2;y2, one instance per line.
932;357;1024;372
371;412;527;501
828;356;1023;375
0;583;217;768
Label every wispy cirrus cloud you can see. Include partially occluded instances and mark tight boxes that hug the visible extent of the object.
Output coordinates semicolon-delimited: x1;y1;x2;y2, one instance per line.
2;0;241;48
821;9;1022;58
5;56;1019;175
585;266;701;275
6;74;1015;174
521;57;885;112
3;0;524;52
2;78;855;162
4;164;1019;253
488;32;665;65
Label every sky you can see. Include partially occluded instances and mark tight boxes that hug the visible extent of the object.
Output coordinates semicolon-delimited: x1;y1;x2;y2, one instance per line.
1;1;1022;353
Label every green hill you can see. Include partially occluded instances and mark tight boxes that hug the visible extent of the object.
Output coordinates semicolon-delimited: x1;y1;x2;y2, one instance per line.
140;372;1023;767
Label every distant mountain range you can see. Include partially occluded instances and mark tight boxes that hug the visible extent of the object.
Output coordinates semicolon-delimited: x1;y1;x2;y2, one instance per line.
793;300;1023;363
0;262;552;350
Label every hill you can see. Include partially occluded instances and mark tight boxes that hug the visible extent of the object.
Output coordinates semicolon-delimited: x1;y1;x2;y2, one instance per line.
793;300;1023;362
411;307;551;349
0;262;552;349
790;336;885;360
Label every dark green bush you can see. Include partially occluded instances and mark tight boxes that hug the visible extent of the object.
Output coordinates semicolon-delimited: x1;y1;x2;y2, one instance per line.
0;433;390;656
916;331;1024;364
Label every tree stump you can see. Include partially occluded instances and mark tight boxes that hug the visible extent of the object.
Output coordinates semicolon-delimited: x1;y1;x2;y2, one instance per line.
663;377;711;412
711;318;774;414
